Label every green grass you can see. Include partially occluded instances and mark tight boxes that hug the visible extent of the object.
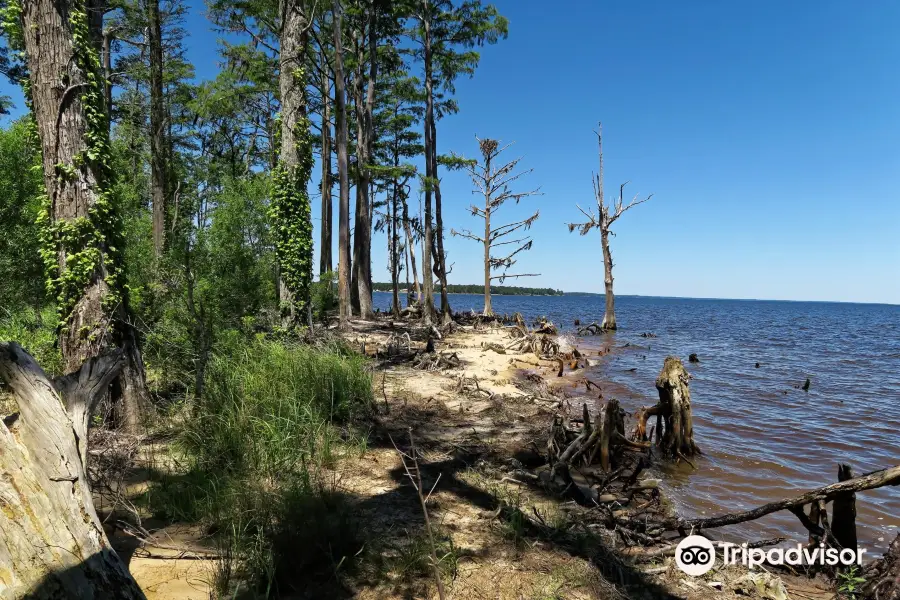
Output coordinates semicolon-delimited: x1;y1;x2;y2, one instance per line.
143;336;373;597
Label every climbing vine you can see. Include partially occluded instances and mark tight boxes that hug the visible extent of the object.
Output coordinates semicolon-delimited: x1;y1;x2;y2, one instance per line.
24;0;126;332
270;68;314;324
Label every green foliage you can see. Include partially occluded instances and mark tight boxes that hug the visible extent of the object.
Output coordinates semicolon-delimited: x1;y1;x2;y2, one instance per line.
144;338;372;595
0;118;45;311
837;566;867;599
312;271;339;323
271;105;314;321
0;307;63;376
32;0;126;333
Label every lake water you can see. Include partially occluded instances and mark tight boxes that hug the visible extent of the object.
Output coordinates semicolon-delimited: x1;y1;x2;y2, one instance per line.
372;291;900;553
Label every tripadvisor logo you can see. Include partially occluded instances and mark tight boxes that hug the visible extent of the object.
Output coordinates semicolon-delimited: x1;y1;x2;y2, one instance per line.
675;534;867;576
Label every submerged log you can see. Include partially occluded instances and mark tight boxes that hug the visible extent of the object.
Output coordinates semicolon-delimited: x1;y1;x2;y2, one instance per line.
655;356;700;459
0;342;145;598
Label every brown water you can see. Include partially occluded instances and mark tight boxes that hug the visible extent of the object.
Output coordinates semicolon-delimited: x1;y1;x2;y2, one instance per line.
374;293;900;554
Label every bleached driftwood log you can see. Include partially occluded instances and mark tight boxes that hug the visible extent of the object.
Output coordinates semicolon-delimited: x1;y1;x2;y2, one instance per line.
0;342;145;599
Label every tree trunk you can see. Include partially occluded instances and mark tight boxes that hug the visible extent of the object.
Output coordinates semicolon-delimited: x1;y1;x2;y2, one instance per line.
21;0;150;434
832;463;858;552
333;0;352;328
600;227;616;330
483;152;492;316
0;343;145;599
654;356;699;458
274;0;312;328
351;8;377;321
420;2;435;325
148;0;166;257
430;117;452;323
389;167;401;318
402;196;421;305
319;47;333;276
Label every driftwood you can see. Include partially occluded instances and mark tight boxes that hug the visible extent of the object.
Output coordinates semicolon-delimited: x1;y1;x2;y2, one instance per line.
576;322;605;336
549;399;625;478
412;351;460;371
659;464;900;533
0;342;145;599
864;533;900;600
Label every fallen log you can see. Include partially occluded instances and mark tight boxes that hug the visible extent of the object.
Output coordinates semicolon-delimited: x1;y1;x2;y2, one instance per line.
0;342;145;598
660;464;900;532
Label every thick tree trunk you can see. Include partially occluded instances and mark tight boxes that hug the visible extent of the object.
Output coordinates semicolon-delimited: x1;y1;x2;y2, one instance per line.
22;0;150;434
333;0;352;328
319;49;333;276
148;0;166;257
654;356;699;458
351;10;378;320
275;0;312;328
420;4;435;324
0;343;145;599
600;227;616;330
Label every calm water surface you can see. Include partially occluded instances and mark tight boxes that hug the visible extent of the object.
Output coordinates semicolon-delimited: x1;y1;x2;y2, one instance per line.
373;292;900;552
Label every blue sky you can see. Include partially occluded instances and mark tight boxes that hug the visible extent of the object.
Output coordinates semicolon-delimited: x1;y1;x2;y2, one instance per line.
3;0;899;304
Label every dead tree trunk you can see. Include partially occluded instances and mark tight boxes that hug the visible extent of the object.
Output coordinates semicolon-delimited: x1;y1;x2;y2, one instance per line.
566;124;652;331
655;356;700;459
0;343;145;599
832;463;858;552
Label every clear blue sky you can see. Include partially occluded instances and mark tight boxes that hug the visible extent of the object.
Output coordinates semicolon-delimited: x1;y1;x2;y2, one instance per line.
2;0;898;304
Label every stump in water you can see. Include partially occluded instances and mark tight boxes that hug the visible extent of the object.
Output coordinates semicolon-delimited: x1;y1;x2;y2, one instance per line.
832;463;858;552
0;342;145;599
654;356;700;459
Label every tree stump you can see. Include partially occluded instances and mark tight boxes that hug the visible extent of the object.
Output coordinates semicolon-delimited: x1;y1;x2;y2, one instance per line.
0;342;145;599
832;463;858;552
654;356;700;459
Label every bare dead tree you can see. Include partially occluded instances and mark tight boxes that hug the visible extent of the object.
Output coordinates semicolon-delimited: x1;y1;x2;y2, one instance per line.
566;124;652;330
452;137;540;316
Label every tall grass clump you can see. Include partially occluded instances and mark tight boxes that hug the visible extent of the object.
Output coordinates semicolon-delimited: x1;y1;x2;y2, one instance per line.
146;336;373;597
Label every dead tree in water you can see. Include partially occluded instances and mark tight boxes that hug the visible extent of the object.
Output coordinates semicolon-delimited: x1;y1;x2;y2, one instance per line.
0;343;145;598
452;137;541;316
566;124;652;330
632;356;700;460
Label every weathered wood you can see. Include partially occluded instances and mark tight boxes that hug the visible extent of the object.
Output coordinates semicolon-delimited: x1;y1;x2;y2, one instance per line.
0;342;144;599
662;464;900;532
832;463;858;551
655;356;700;458
863;533;900;600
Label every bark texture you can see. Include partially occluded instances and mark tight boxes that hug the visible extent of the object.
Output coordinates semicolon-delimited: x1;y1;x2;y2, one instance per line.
654;356;700;458
332;0;352;327
0;343;145;599
319;48;333;276
21;0;151;432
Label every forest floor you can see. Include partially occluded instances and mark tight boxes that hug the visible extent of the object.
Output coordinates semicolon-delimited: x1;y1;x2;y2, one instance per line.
109;319;837;600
